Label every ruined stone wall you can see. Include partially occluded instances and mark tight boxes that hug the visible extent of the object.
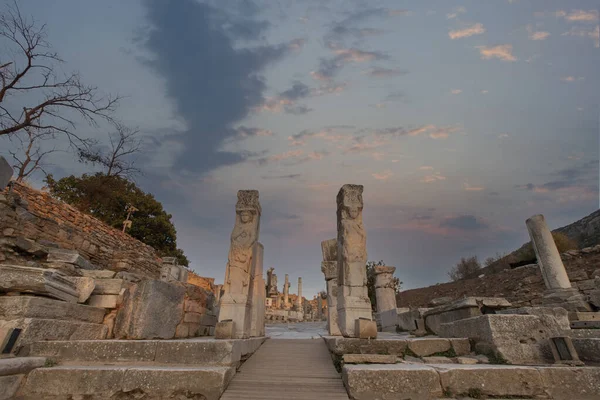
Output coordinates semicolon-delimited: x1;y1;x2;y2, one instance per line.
1;183;162;277
397;246;600;308
187;272;215;292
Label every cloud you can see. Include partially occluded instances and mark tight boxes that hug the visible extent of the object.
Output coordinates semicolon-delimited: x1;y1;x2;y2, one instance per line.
365;67;409;78
446;6;466;20
373;125;460;139
233;126;273;139
498;133;510;139
530;31;550;40
463;182;485;191
439;215;488;230
419;166;434;170
562;9;599;22
562;26;600;48
385;90;406;102
449;23;485;39
288;38;306;51
372;170;393;181
560;76;584;82
421;174;446;183
257;81;314;114
262;174;301;180
140;0;296;173
311;48;389;81
480;90;489;94
515;161;598;194
288;126;352;146
451;89;462;94
477;44;517;61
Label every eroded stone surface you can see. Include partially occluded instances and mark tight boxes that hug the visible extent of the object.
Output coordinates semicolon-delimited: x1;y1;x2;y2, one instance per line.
0;264;79;303
0;296;105;324
407;338;451;357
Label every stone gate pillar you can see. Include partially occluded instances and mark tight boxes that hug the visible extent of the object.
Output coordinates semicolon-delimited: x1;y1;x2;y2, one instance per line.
248;242;265;337
336;184;376;338
526;214;590;311
321;238;341;336
217;190;261;339
374;265;398;332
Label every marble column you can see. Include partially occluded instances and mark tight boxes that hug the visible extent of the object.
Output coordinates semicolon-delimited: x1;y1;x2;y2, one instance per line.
374;265;397;332
526;214;590;311
296;277;303;310
336;184;376;338
217;190;261;339
283;274;290;309
248;242;265;337
315;295;322;319
321;238;342;335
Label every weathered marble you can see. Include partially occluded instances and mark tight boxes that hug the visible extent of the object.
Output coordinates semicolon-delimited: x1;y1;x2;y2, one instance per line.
322;238;341;335
283;274;290;309
0;264;79;303
218;190;261;339
336;184;374;337
374;265;397;332
247;242;265;337
296;277;302;310
0;156;13;190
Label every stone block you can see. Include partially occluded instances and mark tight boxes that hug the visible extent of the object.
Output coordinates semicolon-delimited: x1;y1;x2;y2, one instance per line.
80;269;116;279
343;354;397;364
21;366;126;397
571;320;600;328
439;314;559;364
397;308;430;331
324;337;408;356
343;364;443;400
13;237;48;258
0;264;79;303
0;318;107;351
184;300;207;314
424;297;511;335
538;366;600;400
569;311;600;321
355;318;377;339
215;320;235;339
449;338;471;356
92;279;123;295
0;156;13;190
407;338;451;357
435;364;545;398
572;338;600;362
64;276;95;303
47;248;97;270
429;296;454;307
0;374;23;400
568;269;589;282
0;296;106;324
456;356;478;364
114;280;185;340
575;279;598;291
0;357;46;376
88;294;118;309
154;340;241;365
422;356;453;363
121;366;235;400
26;340;157;362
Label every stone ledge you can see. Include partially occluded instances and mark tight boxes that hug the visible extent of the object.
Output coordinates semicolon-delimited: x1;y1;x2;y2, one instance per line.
18;365;235;400
0;296;106;324
343;363;600;400
0;357;46;376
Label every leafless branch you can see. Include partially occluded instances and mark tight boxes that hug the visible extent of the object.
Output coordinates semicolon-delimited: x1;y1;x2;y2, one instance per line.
0;1;120;144
8;126;59;181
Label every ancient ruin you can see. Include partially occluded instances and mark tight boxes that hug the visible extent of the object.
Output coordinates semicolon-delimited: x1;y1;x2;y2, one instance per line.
373;265;397;332
217;190;262;339
322;238;341;335
336;184;376;338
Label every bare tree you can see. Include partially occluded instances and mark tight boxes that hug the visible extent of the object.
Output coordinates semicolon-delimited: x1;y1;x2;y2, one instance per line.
7;126;57;181
77;124;142;178
0;1;118;143
448;256;482;281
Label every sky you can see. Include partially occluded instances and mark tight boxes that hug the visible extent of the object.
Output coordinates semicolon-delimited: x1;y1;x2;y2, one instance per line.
1;0;599;298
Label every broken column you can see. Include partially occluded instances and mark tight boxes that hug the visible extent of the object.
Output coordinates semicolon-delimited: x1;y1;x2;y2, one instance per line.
322;238;341;335
296;277;302;310
217;190;261;339
374;265;398;332
526;214;590;311
0;264;79;303
283;274;290;309
247;242;265;337
336;184;376;338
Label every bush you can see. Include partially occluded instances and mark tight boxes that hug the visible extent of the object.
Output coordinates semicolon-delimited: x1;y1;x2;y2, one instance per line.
448;256;481;281
516;232;578;262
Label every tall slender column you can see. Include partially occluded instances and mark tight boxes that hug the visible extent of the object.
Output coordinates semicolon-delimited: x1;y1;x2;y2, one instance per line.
322;238;341;335
296;277;302;309
374;265;397;332
217;190;261;339
283;274;290;309
336;184;376;338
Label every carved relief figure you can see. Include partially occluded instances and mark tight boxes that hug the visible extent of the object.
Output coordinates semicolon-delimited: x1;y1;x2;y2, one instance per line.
225;191;261;296
337;184;367;285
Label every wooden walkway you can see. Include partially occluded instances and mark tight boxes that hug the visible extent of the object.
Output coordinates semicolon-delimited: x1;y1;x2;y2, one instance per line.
220;339;349;400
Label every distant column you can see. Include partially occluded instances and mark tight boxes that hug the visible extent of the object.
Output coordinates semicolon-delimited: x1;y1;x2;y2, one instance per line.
283;274;290;309
526;214;590;311
374;265;397;332
315;295;322;319
321;238;341;336
336;184;376;338
296;277;303;310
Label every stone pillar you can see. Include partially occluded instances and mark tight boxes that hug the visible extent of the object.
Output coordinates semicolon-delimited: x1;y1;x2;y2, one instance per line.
0;156;13;190
315;295;322;319
336;184;376;338
526;214;590;311
374;265;398;332
217;190;261;339
283;274;290;309
248;242;265;337
322;238;341;335
296;277;302;310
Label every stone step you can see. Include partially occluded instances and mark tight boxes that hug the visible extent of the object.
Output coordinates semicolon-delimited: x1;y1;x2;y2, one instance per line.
23;337;265;366
324;336;471;357
16;364;235;400
343;363;600;400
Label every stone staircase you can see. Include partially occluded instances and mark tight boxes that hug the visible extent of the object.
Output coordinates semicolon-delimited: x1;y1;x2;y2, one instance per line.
11;337;265;400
